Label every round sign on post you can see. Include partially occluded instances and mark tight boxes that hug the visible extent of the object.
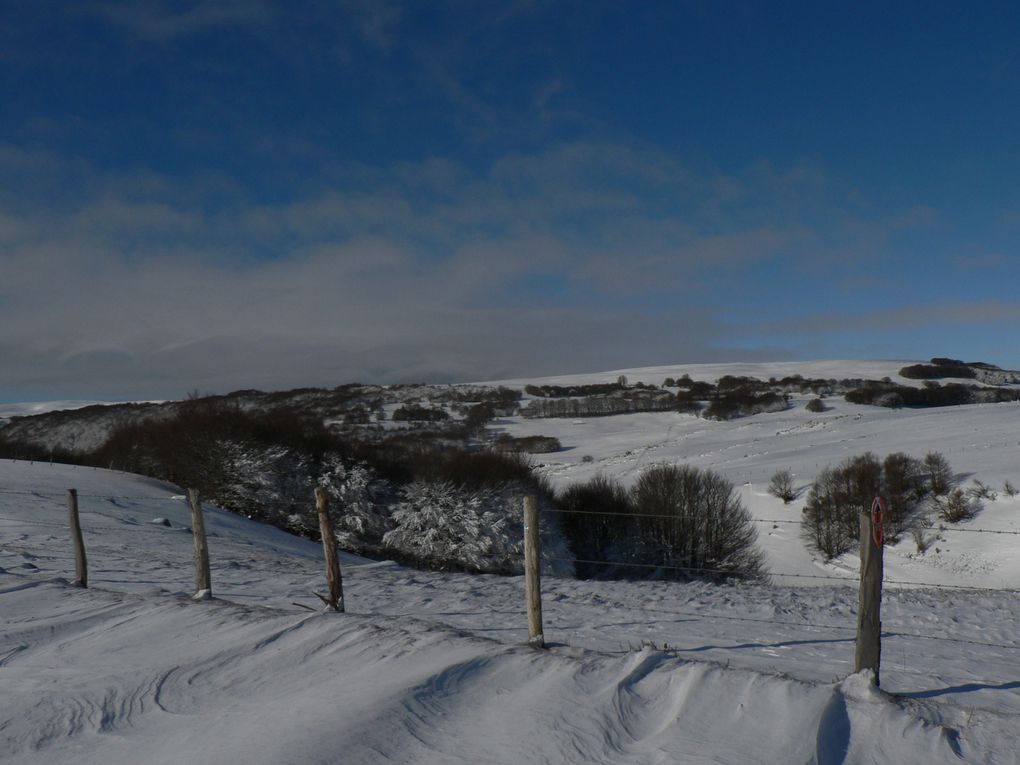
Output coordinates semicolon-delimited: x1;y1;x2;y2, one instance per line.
870;496;886;547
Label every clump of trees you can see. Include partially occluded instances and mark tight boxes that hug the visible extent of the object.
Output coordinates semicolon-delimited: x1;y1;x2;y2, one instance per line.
675;378;714;396
492;434;562;454
391;404;450;422
521;389;675;418
557;474;634;578
899;358;977;380
802;450;960;559
703;391;788;421
845;380;1020;408
525;382;628;397
670;376;789;420
557;465;767;581
75;398;576;575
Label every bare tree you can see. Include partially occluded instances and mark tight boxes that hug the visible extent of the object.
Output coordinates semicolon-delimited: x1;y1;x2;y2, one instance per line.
923;451;955;496
631;464;767;580
767;469;797;504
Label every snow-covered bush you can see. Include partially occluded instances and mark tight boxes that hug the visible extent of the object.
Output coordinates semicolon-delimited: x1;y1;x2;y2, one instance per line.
382;479;572;576
202;439;311;530
317;454;393;551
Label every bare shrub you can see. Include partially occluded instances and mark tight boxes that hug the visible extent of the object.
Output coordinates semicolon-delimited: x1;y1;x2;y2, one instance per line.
923;451;955;496
558;474;634;578
803;451;948;559
882;452;926;532
631;464;767;580
967;480;997;501
1003;480;1018;498
802;453;882;560
805;398;827;413
937;489;981;523
768;469;798;504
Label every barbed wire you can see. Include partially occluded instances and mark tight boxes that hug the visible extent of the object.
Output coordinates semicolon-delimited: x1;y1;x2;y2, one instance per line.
4;487;1020;591
551;556;858;584
5;488;1020;534
882;629;1020;651
548;556;1020;593
0;488;185;501
572;599;1020;652
546;510;1020;538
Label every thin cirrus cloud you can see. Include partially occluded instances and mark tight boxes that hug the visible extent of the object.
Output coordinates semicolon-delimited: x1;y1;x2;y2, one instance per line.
0;138;950;399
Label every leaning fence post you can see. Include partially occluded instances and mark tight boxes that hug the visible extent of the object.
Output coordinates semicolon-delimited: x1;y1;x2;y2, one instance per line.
188;489;212;600
315;487;345;612
854;496;885;685
67;489;87;588
523;495;544;648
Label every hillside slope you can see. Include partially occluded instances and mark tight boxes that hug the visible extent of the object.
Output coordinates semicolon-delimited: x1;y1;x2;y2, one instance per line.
2;460;1019;763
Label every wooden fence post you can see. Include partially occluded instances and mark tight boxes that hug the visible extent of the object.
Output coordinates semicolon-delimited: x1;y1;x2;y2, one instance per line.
188;489;212;600
315;487;345;612
524;495;544;648
67;489;87;588
854;498;885;685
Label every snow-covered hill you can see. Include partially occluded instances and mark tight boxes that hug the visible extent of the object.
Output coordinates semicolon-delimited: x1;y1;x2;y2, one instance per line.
2;458;1020;763
490;370;1020;591
4;359;1020;762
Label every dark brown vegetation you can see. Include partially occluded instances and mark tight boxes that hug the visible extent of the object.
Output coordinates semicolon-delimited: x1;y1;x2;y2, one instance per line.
493;434;563;454
802;451;952;559
556;466;766;582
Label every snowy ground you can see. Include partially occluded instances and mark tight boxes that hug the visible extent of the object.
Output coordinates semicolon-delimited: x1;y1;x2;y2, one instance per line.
3;458;1020;763
4;360;1020;763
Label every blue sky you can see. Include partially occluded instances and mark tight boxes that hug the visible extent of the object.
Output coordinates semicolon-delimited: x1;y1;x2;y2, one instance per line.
2;1;1020;400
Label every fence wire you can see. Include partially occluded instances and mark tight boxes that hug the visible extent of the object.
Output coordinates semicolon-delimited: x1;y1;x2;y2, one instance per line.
544;505;1020;535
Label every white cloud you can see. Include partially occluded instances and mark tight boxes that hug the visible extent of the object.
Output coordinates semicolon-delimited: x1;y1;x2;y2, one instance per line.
0;140;970;398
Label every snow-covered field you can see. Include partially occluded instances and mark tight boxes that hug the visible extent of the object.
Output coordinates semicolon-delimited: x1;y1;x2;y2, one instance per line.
4;360;1020;762
491;360;1020;591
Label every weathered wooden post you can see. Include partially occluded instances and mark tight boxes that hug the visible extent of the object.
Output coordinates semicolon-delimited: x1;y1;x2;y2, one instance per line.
188;489;212;600
523;495;544;648
315;487;345;612
855;496;885;685
67;489;87;588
